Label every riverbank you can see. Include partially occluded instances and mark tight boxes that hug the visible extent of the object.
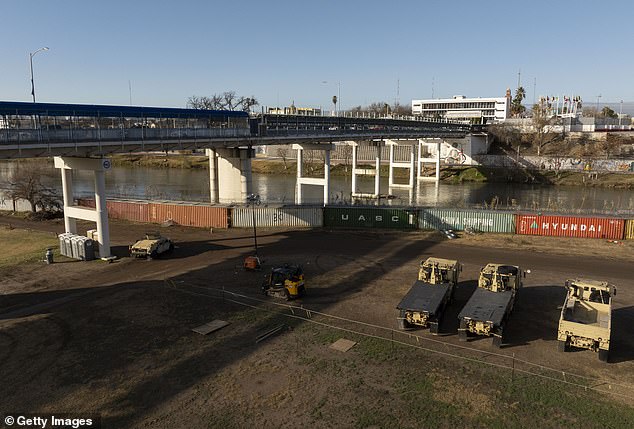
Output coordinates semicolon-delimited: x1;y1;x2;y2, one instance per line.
109;154;634;189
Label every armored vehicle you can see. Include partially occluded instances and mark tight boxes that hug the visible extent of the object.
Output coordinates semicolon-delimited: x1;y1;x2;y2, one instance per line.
558;279;615;362
458;263;527;347
261;264;305;300
130;233;174;259
397;258;461;334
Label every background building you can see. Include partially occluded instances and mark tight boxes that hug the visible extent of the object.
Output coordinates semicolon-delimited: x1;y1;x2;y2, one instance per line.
412;92;511;124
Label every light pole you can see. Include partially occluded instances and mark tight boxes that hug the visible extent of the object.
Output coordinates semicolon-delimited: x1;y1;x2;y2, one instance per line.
30;47;49;102
619;100;623;126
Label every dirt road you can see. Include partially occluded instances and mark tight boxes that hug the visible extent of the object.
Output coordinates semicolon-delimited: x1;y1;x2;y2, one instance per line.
1;215;633;428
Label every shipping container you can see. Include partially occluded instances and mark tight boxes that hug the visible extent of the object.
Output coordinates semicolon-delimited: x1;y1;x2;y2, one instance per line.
324;207;417;229
418;209;515;233
106;200;149;223
625;219;634;240
149;203;228;228
232;206;323;228
515;214;624;240
76;198;96;208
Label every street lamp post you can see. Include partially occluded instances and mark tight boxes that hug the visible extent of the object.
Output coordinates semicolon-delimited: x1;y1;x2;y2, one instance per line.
619;100;623;126
29;47;49;102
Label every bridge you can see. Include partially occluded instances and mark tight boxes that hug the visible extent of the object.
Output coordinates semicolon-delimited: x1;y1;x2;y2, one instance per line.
0;101;470;158
1;101;478;258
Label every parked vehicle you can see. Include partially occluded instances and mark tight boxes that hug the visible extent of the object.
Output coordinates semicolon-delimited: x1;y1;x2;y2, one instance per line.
130;233;174;259
396;258;461;333
558;279;615;362
458;263;527;347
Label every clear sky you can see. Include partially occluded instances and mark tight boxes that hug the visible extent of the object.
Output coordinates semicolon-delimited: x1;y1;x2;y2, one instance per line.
2;0;632;112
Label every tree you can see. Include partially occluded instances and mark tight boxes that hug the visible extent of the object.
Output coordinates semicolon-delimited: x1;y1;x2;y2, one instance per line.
187;92;259;112
600;106;617;118
276;146;290;170
511;86;526;117
8;164;61;213
531;102;561;156
488;123;522;156
338;144;353;172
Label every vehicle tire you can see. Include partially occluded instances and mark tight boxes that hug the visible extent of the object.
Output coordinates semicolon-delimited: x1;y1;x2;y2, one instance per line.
398;310;411;331
557;339;568;352
429;321;439;335
149;251;158;260
598;349;610;363
167;243;174;254
284;289;291;301
458;330;468;342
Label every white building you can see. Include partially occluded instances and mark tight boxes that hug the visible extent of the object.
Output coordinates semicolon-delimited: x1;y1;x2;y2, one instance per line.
412;92;511;124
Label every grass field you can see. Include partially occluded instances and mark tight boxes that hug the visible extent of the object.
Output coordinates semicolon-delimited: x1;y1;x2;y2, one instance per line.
0;226;60;272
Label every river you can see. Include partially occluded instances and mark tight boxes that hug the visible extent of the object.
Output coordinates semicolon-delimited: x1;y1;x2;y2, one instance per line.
1;161;633;214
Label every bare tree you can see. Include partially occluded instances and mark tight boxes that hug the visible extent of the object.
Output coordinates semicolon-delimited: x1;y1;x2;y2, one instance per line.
531;103;562;156
276;146;290;170
8;165;61;213
597;136;621;159
187;92;259;112
339;144;353;172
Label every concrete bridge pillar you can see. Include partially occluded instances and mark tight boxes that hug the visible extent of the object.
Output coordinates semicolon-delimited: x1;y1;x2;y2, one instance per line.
293;143;332;206
417;139;442;182
351;140;382;201
206;148;218;203
54;156;112;258
60;168;77;234
215;148;254;204
387;140;416;189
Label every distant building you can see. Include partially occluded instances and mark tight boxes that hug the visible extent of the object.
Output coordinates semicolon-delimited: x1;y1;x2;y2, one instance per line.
268;104;321;115
412;91;511;124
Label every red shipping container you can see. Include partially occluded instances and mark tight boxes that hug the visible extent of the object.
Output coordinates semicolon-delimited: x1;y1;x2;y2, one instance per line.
106;201;149;223
515;214;624;239
149;203;228;228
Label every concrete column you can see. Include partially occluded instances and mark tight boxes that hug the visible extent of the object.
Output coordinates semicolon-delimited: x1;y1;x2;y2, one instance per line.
60;168;77;234
207;148;218;204
323;149;330;205
409;144;415;187
239;149;252;202
388;143;395;187
374;141;381;197
94;170;111;258
295;147;303;204
351;144;357;195
435;141;441;181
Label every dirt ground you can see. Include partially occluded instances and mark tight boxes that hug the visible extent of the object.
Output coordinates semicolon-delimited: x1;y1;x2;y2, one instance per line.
1;215;633;428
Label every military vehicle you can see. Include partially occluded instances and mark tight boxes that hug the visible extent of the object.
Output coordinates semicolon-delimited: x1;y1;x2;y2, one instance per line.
261;264;305;300
558;279;615;362
396;258;461;334
130;233;174;259
458;263;527;347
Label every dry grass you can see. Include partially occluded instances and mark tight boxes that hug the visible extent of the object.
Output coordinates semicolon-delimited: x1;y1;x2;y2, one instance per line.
0;226;59;271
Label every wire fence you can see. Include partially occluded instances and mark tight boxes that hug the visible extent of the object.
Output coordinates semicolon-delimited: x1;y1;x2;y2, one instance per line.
165;280;634;402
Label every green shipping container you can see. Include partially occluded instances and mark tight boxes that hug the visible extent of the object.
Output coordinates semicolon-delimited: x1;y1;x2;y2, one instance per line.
324;207;418;229
625;219;634;240
418;208;515;233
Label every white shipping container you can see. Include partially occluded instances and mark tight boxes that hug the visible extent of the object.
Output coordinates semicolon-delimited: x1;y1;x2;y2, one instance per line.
232;206;323;228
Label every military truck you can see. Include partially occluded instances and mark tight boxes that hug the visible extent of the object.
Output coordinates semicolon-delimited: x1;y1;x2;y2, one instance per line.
558;279;615;362
458;263;527;347
130;233;174;259
396;258;461;334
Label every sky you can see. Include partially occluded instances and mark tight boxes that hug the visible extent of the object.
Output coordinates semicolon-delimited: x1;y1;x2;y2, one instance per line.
1;0;633;113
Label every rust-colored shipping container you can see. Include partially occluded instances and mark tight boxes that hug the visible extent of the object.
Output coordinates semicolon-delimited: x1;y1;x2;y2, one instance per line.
515;214;624;240
76;198;96;208
625;219;634;240
149;203;228;228
106;200;149;223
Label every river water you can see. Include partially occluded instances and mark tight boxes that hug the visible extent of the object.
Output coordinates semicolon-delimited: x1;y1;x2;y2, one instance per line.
1;161;633;214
